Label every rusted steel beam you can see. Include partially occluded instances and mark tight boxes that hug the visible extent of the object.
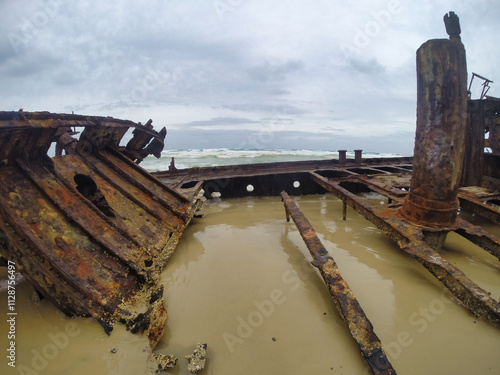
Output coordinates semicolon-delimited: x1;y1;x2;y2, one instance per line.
152;157;414;182
458;195;500;225
401;12;468;228
455;218;500;261
352;176;406;204
310;172;407;243
15;158;152;279
310;172;500;328
280;191;396;375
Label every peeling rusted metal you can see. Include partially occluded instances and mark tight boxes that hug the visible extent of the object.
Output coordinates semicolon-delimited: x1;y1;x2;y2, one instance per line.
401;13;468;228
281;191;396;375
0;111;203;349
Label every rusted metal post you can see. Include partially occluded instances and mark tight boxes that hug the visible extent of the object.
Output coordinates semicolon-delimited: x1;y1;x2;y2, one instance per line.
280;191;396;375
342;199;347;221
354;149;363;164
338;150;347;165
401;12;468;228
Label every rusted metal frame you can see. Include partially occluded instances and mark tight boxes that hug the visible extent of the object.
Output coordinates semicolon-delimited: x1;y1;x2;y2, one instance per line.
50;154;190;280
376;212;500;327
96;149;189;221
352;176;405;203
280;191;396;375
458;195;500;224
347;167;392;175
0;213;86;317
152;157;414;182
400;241;500;327
310;172;407;243
454;217;500;261
15;158;152;280
310;172;500;328
81;155;174;226
178;180;206;201
0;166;140;313
106;147;192;205
0;111;138;129
375;165;414;174
49;157;147;250
0;191;111;316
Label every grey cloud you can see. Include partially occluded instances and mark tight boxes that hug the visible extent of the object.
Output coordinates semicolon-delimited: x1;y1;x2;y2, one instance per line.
223;103;309;116
176;117;261;129
0;0;498;155
248;59;305;82
349;57;385;75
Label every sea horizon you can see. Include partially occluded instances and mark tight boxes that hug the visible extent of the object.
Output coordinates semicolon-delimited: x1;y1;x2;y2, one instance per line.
140;147;407;172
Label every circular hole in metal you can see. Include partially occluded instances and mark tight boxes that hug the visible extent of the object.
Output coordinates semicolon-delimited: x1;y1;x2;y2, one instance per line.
247;184;254;192
293;181;300;188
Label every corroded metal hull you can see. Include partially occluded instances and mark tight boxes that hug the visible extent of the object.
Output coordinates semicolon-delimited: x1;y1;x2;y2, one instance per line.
0;112;203;348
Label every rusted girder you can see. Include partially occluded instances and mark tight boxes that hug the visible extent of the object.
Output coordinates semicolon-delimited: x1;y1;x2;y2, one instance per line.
454;218;500;261
280;191;396;375
458;194;500;225
310;172;500;328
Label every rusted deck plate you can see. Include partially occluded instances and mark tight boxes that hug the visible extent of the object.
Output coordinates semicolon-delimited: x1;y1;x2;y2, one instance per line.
0;111;202;347
281;191;396;375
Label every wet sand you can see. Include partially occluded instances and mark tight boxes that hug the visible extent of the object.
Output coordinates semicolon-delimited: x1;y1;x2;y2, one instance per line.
1;194;500;374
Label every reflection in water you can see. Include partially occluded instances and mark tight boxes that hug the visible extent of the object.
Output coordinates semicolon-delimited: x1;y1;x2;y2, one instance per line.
1;195;500;374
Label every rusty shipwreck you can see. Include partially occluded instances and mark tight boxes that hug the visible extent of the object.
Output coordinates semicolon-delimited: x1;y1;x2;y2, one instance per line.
1;11;500;374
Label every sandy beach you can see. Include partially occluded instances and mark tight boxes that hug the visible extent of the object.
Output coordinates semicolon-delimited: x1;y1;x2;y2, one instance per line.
1;194;500;374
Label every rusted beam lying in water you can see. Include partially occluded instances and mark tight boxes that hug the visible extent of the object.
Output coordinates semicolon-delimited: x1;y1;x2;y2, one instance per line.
310;172;500;328
280;191;396;375
458;189;500;225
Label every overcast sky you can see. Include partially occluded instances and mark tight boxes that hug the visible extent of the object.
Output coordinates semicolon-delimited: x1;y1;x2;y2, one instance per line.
1;0;498;154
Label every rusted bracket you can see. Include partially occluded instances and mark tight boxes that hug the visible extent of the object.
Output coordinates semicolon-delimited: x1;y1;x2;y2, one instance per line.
281;191;396;375
310;172;500;328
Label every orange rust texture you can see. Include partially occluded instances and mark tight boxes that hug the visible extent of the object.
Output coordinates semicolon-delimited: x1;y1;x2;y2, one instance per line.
281;191;396;375
401;37;468;228
0;112;201;348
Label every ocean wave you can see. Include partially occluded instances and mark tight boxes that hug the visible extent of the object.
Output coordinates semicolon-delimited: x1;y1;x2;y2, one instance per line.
140;148;401;171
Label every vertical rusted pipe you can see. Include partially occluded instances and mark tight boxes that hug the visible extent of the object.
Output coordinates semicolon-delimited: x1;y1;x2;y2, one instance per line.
401;12;468;228
338;150;347;165
354;149;363;164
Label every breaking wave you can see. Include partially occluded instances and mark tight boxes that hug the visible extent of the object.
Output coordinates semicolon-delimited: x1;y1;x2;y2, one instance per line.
140;148;402;172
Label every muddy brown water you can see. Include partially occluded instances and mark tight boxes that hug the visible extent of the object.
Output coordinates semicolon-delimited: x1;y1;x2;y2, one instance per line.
1;194;500;374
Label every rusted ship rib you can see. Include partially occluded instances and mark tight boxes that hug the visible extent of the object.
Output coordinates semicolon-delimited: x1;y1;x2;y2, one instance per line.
0;112;203;348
